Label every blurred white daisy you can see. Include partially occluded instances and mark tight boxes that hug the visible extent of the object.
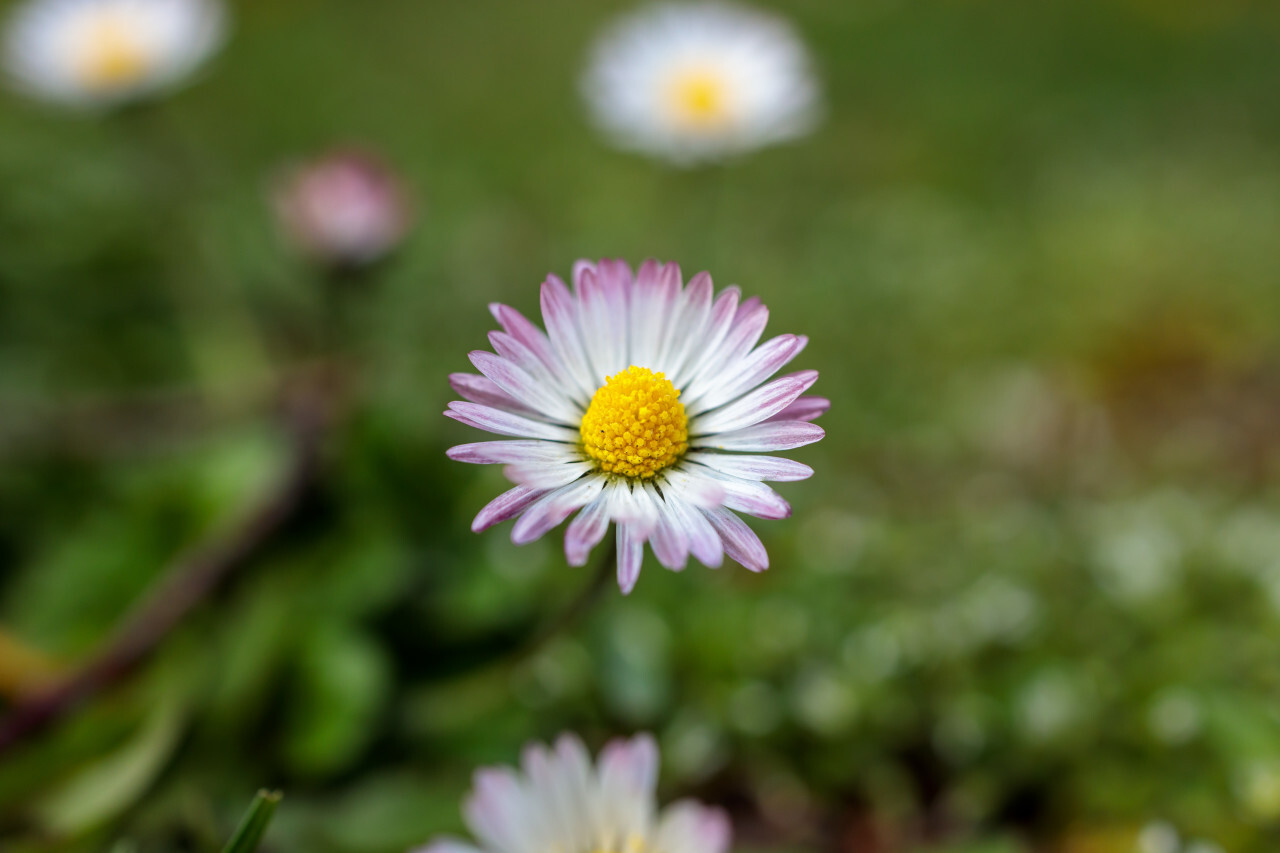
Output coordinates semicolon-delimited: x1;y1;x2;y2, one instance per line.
3;0;226;110
414;733;730;853
446;259;826;594
582;2;820;166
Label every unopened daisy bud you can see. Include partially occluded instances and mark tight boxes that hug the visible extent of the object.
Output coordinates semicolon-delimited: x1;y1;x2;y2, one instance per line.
413;733;731;853
272;149;413;270
582;2;821;166
3;0;226;110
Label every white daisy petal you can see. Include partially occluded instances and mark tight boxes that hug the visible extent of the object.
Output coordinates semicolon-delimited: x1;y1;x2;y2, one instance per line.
661;467;726;509
446;402;579;441
685;451;813;482
450;372;540;417
766;394;830;423
593;259;634;375
470;351;582;424
684;333;807;414
652;270;709;378
541;275;599;398
472;485;546;533
654;801;732;853
511;477;606;545
448;440;580;466
684;464;791;519
447;258;822;590
489;303;562;379
663;490;725;567
695;420;825;451
643;482;691;571
597;734;659;835
703;506;769;572
564;492;612;567
503;461;595;489
681;300;769;399
691;369;818;435
462;768;531;853
616;522;647;594
669;284;739;389
630;260;682;370
489;331;582;407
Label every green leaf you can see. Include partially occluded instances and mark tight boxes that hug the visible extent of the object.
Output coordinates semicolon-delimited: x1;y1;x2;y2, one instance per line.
31;692;185;835
220;789;283;853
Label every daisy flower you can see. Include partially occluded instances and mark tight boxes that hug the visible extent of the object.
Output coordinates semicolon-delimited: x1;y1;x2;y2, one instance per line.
446;259;827;594
414;733;730;853
582;2;820;166
3;0;226;110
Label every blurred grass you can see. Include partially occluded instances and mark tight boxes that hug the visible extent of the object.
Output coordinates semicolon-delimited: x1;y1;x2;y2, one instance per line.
2;0;1280;850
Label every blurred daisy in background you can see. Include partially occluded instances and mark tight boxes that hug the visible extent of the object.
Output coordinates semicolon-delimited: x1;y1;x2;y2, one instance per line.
272;148;414;271
414;733;730;853
582;2;820;166
3;0;225;110
446;258;826;593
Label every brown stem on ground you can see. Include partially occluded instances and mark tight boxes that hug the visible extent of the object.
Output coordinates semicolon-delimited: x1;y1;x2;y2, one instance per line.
0;374;337;757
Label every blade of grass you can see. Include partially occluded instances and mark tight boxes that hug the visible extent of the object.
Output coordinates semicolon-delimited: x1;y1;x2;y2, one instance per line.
220;790;283;853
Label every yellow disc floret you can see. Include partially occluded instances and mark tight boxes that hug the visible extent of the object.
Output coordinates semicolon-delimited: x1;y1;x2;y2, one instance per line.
666;67;731;128
580;366;689;479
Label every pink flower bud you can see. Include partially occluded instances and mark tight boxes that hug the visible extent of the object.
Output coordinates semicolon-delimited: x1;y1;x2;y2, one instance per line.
272;149;412;268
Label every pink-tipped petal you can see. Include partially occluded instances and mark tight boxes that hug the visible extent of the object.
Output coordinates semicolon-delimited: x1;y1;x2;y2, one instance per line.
511;478;606;545
540;275;596;398
448;440;578;465
665;493;724;568
685;333;807;414
703;507;770;572
564;496;612;566
450;372;538;416
617;523;646;593
695;421;825;452
490;303;559;372
671;285;740;388
766;395;830;423
683;302;770;392
692;370;819;435
446;402;578;441
687;466;791;519
470;350;580;423
472;485;544;532
503;461;594;489
647;496;691;572
599;733;660;798
684;452;814;482
655;802;733;853
462;768;526;853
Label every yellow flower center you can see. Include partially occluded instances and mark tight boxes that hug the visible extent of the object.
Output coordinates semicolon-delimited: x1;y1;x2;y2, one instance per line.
666;68;730;128
590;831;649;853
580;366;688;480
76;14;150;90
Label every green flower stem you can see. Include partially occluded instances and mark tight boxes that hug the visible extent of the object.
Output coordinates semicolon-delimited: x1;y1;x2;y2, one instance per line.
220;790;283;853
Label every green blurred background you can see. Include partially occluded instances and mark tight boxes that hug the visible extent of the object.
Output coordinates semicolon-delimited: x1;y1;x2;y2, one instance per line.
2;0;1280;850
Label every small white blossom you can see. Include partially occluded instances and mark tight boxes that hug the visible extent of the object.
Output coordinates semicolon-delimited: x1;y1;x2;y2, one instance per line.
4;0;226;110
